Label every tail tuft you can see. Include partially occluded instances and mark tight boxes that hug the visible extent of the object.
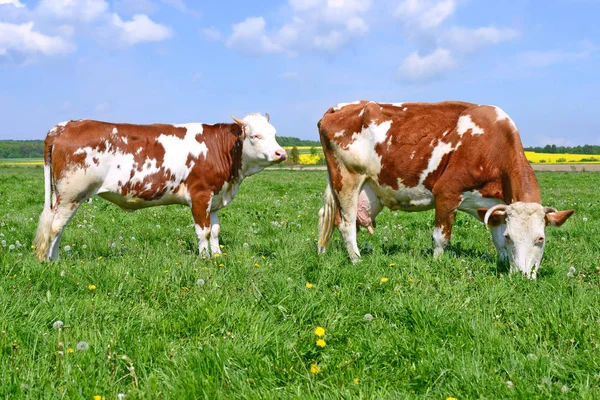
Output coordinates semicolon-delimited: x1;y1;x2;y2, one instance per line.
318;181;337;254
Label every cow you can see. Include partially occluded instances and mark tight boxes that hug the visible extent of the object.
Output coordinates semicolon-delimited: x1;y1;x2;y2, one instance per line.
34;113;287;262
317;101;574;279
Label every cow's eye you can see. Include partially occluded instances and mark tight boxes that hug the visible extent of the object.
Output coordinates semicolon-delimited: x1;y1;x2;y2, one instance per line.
251;134;263;140
504;233;511;242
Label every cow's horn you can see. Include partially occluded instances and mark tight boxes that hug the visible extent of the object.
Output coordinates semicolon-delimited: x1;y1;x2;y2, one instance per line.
232;116;245;126
484;204;509;229
265;113;270;122
544;206;558;214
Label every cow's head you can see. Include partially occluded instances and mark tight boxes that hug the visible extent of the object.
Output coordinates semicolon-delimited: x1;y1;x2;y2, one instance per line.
232;113;287;176
478;202;574;279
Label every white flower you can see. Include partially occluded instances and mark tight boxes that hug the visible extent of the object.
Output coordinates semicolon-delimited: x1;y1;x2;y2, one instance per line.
583;217;588;222
131;237;136;241
1;240;5;247
118;394;126;400
567;266;576;278
506;380;514;389
363;313;374;321
60;270;67;277
527;353;537;360
156;224;161;229
9;244;15;250
243;243;249;248
76;341;89;351
561;385;569;393
53;320;64;330
196;279;205;287
64;245;71;252
82;245;87;249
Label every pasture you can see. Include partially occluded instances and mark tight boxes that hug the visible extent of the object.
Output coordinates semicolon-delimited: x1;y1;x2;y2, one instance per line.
1;166;599;399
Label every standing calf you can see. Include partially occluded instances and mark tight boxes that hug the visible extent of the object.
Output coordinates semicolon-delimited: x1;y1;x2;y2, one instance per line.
317;101;573;279
34;113;286;261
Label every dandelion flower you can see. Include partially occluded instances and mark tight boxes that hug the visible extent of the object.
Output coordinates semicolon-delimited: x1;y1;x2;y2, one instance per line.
506;380;514;389
163;269;169;273
353;378;359;385
220;244;224;249
88;284;96;291
219;263;224;267
118;394;126;400
380;277;389;283
363;313;374;321
314;326;325;337
76;341;89;351
9;244;15;250
53;320;64;330
30;245;35;249
446;398;457;400
67;348;74;353
316;339;326;348
214;253;220;258
310;363;320;374
196;279;205;287
64;245;71;252
254;263;259;267
389;263;395;267
305;282;313;289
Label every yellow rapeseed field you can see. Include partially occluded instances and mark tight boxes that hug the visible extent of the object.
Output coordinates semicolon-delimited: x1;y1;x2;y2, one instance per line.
524;152;600;164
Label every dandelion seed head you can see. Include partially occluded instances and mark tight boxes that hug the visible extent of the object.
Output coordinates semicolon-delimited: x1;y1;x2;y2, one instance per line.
53;320;64;330
63;245;71;251
9;244;15;250
196;279;205;287
363;313;374;321
76;341;89;351
506;380;514;389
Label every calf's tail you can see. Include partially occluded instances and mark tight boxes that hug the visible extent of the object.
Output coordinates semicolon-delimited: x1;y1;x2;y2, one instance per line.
318;178;337;254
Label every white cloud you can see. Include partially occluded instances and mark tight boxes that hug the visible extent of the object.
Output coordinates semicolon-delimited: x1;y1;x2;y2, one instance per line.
0;21;75;56
0;0;25;8
397;48;456;82
201;27;223;41
538;136;566;146
518;42;597;68
446;26;520;53
225;0;372;56
396;0;456;30
37;0;109;22
110;13;173;46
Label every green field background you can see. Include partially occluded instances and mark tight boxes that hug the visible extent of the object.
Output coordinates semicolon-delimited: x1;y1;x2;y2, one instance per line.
1;168;599;399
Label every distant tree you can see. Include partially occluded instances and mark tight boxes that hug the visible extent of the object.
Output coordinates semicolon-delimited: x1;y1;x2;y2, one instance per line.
310;146;318;156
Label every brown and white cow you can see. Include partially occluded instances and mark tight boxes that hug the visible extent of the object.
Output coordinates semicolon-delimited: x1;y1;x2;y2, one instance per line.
317;101;573;279
34;113;286;261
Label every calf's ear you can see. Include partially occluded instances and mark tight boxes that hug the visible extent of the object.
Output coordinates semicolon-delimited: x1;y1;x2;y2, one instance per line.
545;209;574;227
477;208;506;226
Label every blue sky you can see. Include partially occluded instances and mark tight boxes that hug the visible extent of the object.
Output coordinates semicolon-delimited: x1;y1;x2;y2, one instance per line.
0;0;598;146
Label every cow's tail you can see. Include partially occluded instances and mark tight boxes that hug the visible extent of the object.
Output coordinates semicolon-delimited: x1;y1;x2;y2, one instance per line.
34;140;55;261
318;177;337;254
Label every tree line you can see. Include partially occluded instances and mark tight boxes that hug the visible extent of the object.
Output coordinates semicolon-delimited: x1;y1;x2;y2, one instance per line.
0;140;44;159
523;144;600;154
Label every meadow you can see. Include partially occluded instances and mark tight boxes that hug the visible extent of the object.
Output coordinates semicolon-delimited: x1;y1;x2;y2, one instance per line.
1;166;599;399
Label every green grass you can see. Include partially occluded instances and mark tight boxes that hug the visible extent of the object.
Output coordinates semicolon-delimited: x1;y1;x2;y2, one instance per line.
1;168;599;399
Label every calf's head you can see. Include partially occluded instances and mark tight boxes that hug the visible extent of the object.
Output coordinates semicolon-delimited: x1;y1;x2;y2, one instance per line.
478;202;573;279
232;113;287;175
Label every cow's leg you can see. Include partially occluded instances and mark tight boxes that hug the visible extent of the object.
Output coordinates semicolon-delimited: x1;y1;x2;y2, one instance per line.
335;174;365;263
190;192;212;257
433;194;460;258
47;202;81;261
209;211;221;255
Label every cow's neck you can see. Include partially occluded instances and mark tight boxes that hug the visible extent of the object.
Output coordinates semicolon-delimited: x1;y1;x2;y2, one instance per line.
503;157;541;204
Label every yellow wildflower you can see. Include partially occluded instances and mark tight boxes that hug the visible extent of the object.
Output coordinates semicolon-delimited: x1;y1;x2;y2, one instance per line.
67;348;74;353
314;326;325;337
389;263;395;267
446;398;457;400
13;274;16;278
88;284;96;291
163;269;169;273
305;282;313;289
219;263;224;267
254;263;260;267
220;244;224;249
380;277;389;283
214;253;220;257
316;339;326;348
310;363;320;374
182;287;189;291
97;256;102;260
31;245;35;249
353;378;359;385
93;396;105;400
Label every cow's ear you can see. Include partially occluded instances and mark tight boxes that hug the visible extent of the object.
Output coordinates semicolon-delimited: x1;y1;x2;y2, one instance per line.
265;113;270;122
545;209;574;227
477;208;506;226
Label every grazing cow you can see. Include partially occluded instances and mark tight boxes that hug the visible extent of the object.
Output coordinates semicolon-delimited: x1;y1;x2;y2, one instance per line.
317;101;573;279
34;113;287;261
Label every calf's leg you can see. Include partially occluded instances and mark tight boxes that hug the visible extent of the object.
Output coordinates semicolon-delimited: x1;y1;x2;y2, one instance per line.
191;192;213;257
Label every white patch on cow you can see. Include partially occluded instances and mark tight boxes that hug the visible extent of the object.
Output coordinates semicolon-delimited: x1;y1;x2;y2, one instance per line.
333;101;360;111
372;179;435;212
458;190;504;219
211;181;241;211
433;226;448;258
157;127;208;182
136;147;142;154
194;224;210;256
334;130;345;138
58;121;69;127
370;120;392;144
410;150;416;160
403;107;408;111
174;123;204;135
441;130;449;137
456;115;484;137
111;127;118;135
358;108;365;117
493;106;517;130
122;137;128;145
418;140;461;185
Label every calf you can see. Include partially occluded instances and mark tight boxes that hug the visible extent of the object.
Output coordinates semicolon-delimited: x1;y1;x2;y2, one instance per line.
317;101;573;279
34;113;286;261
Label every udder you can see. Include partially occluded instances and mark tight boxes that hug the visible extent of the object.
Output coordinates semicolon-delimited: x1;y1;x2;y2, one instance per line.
356;182;383;234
